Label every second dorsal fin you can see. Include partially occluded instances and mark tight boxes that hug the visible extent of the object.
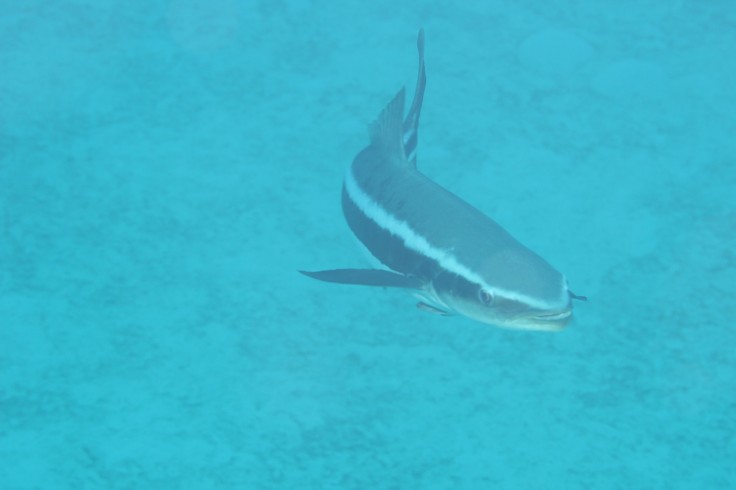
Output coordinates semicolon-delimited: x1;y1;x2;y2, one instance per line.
369;87;406;161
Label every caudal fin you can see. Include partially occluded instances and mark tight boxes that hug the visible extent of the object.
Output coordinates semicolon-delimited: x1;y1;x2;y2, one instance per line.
403;28;426;168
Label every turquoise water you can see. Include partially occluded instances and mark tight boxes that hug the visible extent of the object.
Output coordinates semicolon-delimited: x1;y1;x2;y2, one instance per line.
2;1;735;488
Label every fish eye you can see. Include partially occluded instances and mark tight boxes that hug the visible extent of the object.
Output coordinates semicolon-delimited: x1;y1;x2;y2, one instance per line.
478;288;494;306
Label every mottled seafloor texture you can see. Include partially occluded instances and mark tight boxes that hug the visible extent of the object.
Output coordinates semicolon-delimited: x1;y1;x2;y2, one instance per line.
1;1;735;488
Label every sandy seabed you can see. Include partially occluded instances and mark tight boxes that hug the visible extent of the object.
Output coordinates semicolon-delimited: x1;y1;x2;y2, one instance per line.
1;1;735;488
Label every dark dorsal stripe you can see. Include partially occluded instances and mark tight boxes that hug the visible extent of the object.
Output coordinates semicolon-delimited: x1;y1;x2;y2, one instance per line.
341;183;438;279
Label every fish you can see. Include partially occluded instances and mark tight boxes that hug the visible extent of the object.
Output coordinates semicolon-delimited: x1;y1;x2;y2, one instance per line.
301;29;585;331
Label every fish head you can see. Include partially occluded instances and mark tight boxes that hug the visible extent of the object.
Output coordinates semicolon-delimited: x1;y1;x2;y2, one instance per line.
430;265;576;331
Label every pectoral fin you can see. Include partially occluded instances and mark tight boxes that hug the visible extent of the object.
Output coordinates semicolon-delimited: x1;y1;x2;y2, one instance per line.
299;269;423;289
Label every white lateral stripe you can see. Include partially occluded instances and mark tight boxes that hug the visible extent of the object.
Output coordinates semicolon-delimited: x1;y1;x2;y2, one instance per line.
344;168;565;309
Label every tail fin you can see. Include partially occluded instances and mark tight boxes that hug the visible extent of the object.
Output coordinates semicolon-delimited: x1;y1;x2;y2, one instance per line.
402;29;426;168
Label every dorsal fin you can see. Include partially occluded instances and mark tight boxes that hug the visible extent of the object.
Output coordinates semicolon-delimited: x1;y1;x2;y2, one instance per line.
369;87;406;160
403;28;426;168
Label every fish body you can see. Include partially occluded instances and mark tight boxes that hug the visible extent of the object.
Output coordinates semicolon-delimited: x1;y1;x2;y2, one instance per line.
302;30;584;331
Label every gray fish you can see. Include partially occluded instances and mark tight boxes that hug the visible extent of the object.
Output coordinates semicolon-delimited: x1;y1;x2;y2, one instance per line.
302;29;585;331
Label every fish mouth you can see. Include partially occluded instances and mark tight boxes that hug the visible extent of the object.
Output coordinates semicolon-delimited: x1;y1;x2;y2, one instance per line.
533;309;572;322
519;308;573;331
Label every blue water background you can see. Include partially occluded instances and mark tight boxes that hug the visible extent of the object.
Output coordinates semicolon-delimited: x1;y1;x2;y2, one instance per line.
2;1;735;488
